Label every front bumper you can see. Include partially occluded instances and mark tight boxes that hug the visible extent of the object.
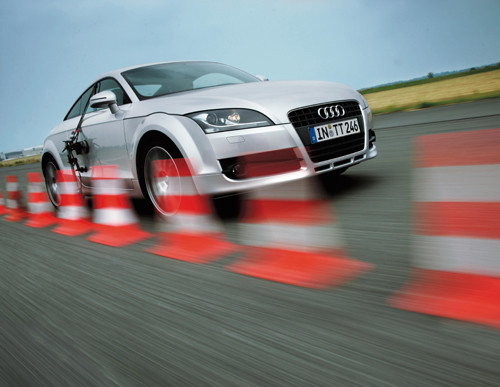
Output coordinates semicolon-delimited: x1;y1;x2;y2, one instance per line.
192;119;377;195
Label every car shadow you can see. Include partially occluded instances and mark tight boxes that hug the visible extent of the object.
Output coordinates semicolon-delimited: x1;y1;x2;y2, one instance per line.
212;193;244;220
317;172;379;199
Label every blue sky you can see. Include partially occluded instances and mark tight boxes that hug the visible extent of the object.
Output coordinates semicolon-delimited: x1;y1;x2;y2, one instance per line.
1;0;499;152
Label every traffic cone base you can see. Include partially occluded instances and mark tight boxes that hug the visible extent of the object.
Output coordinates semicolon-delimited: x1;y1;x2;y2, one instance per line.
53;219;93;236
25;213;58;228
147;232;238;263
4;211;25;222
228;247;373;289
388;269;500;329
87;224;152;247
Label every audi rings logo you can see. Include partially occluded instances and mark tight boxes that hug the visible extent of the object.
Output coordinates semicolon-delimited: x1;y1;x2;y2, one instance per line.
317;105;346;120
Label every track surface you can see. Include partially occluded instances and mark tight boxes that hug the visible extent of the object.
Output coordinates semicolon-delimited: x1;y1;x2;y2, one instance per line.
1;99;500;385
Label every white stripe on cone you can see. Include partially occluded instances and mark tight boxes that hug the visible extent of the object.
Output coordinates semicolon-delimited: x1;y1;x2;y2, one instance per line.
59;205;88;221
164;213;225;234
93;208;138;227
239;222;345;252
413;235;500;276
7;199;18;209
92;179;128;195
27;201;53;215
58;181;82;194
6;182;18;192
249;177;326;200
414;165;500;202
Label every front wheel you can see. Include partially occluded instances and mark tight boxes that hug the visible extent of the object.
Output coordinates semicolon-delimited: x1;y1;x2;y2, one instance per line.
142;145;183;217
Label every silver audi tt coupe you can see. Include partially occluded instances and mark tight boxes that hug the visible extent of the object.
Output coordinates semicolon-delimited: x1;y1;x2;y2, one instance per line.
42;61;377;215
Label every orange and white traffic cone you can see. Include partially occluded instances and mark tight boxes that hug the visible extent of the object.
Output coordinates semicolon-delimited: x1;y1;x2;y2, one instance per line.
147;158;238;263
24;172;59;228
388;128;500;329
87;165;152;247
4;175;26;222
227;176;373;288
0;190;7;216
52;170;93;236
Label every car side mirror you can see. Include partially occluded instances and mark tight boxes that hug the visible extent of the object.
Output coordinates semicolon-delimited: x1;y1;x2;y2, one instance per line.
90;91;120;114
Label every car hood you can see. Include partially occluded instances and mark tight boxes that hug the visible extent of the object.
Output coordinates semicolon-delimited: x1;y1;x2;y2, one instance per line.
132;80;365;124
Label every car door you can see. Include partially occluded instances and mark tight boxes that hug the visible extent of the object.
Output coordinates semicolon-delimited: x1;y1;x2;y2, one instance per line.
73;78;133;188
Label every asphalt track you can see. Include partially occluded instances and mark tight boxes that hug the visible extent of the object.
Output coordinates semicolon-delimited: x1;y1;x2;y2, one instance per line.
1;99;500;385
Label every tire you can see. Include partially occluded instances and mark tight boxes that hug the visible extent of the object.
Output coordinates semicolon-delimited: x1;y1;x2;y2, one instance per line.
42;157;60;208
138;139;184;217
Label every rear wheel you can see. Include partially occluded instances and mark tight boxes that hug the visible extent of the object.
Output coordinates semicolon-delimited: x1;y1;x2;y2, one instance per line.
43;158;60;208
140;144;183;216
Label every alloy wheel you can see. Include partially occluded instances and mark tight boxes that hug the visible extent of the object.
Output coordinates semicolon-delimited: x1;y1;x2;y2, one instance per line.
144;146;182;216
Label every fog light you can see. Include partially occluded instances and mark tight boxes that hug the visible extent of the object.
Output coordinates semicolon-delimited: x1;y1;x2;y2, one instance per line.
369;129;376;144
231;163;246;178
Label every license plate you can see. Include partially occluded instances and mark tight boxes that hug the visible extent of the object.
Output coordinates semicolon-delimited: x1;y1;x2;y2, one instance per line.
309;118;360;144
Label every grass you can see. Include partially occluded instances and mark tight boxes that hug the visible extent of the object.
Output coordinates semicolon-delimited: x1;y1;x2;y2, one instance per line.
362;67;500;115
370;91;500;115
0;154;41;168
360;63;500;94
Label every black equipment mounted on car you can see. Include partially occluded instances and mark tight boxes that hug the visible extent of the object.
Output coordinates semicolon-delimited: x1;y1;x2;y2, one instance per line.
62;84;98;174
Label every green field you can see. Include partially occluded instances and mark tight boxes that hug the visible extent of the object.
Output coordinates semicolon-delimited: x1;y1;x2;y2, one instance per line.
0;154;41;168
361;64;500;114
361;63;500;94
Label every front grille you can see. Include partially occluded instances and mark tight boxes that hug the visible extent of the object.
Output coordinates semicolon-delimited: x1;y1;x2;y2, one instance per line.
288;100;365;163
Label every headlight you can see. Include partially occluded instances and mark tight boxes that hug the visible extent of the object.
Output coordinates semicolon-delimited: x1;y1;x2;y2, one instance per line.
187;109;274;134
358;93;370;109
366;106;373;123
358;93;372;122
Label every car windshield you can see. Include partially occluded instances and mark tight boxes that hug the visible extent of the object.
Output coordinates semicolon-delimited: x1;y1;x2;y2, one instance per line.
122;62;259;100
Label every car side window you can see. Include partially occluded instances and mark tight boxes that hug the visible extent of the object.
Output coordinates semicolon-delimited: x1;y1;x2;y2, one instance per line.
65;79;131;120
65;86;95;120
98;78;132;106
